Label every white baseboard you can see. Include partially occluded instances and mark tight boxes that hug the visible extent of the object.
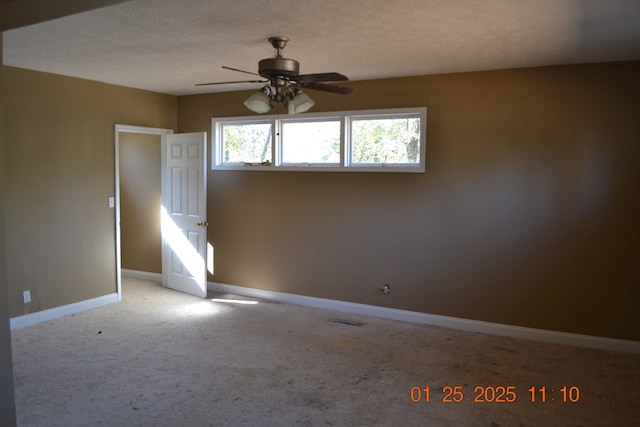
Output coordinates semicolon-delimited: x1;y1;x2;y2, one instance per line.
122;269;162;283
10;293;119;330
209;281;640;354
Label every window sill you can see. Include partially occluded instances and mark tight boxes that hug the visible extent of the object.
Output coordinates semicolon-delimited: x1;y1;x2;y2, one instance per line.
212;164;425;173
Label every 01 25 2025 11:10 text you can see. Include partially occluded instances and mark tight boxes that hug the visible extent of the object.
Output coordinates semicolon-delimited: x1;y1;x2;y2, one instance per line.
409;385;580;403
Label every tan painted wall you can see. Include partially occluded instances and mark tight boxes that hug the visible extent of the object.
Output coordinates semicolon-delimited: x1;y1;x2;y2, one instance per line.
119;132;162;273
3;61;638;341
0;0;132;31
3;65;177;318
0;33;18;427
179;61;640;341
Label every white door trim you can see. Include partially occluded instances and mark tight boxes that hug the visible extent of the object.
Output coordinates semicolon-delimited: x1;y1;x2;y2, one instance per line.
114;124;173;301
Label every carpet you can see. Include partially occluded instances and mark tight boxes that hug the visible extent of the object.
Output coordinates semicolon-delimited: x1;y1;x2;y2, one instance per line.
11;278;640;426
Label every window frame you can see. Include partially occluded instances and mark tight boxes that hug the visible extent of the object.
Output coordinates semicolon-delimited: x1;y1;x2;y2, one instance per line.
212;117;274;166
211;107;426;173
278;115;343;168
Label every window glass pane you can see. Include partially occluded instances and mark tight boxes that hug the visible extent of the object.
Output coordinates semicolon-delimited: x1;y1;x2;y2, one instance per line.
282;121;340;164
222;123;272;164
351;117;421;164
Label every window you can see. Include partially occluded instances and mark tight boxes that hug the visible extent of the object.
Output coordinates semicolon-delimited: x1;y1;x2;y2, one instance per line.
281;119;341;165
351;114;421;166
212;107;426;172
219;120;272;165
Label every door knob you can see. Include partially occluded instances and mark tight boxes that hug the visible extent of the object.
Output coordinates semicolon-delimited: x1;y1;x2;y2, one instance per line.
196;221;208;227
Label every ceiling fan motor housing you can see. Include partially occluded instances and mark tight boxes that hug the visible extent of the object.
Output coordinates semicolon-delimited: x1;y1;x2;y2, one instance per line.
258;57;300;79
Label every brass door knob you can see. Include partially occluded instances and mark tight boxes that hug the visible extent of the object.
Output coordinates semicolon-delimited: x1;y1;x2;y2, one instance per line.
196;221;208;227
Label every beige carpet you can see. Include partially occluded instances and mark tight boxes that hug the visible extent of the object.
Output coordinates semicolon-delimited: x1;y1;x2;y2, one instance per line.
11;278;640;426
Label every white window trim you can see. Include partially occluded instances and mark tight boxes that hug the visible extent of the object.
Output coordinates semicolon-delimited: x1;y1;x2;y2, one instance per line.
211;107;427;173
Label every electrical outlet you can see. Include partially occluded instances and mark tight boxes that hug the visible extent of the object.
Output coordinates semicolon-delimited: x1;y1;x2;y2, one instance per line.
383;284;390;295
23;290;31;304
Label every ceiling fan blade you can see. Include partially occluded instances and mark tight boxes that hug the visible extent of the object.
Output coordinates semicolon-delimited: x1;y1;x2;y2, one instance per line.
296;72;349;83
195;79;267;86
302;81;353;95
222;65;262;77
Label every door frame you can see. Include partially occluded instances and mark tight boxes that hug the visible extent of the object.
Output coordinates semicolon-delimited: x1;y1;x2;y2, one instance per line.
114;124;174;300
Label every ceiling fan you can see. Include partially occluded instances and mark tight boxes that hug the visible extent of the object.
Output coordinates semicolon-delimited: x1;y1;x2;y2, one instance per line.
195;37;353;114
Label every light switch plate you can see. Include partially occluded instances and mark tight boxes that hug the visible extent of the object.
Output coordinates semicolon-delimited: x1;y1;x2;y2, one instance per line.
108;196;115;208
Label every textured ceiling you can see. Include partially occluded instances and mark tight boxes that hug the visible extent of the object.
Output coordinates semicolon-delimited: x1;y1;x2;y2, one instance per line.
3;0;640;96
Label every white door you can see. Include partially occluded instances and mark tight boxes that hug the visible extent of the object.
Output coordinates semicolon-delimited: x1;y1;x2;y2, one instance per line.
161;132;207;297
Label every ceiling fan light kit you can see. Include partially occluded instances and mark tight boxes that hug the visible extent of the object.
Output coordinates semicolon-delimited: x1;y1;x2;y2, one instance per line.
197;37;352;114
288;91;315;114
243;89;272;114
